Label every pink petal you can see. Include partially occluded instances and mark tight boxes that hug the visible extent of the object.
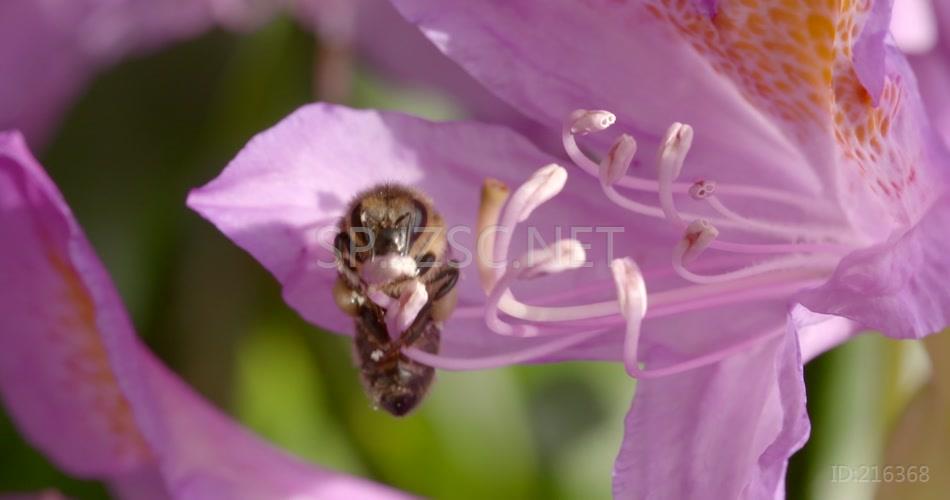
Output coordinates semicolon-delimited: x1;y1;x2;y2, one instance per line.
391;0;947;239
135;351;411;500
0;130;409;499
613;324;808;499
792;306;864;363
188;103;657;360
391;0;830;197
909;51;950;149
0;0;266;146
186;103;880;370
797;194;950;340
906;0;950;149
891;0;938;54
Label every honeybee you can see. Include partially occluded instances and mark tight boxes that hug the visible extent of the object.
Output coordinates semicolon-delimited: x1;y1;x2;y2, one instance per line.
332;184;459;416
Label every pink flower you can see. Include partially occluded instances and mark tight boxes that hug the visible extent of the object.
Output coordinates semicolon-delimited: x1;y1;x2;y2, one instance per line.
0;131;409;500
190;0;950;498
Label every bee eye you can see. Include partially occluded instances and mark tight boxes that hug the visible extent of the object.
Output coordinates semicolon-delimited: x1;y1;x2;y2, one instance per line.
409;199;428;244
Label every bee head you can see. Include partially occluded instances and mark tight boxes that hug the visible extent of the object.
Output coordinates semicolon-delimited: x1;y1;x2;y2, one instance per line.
347;186;429;258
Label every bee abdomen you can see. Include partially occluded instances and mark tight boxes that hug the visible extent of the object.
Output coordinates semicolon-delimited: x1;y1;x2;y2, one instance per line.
354;306;440;417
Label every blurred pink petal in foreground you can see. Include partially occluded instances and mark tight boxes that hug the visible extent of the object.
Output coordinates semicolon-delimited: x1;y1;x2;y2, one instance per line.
2;0;533;151
0;0;274;147
0;131;409;500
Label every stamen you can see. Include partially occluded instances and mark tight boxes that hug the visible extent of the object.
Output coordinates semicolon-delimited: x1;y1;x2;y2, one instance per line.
514;239;587;279
611;258;648;377
485;240;587;337
611;258;792;379
492;164;568;282
561;110;850;235
600;134;637;185
689;180;716;200
368;280;428;339
476;178;510;292
569;109;616;134
588;133;753;230
673;235;839;285
452;113;852;378
603;180;844;243
656;122;693;228
488;267;827;325
680;219;719;264
384;280;428;336
404;329;608;371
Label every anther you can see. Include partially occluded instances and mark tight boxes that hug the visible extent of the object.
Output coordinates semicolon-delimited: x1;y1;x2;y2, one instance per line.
657;122;694;227
689;180;716;200
515;239;587;279
610;258;648;378
600;134;637;185
384;280;428;337
492;164;568;282
611;258;647;319
476;178;510;292
569;109;616;135
508;164;568;223
680;219;719;264
657;122;693;180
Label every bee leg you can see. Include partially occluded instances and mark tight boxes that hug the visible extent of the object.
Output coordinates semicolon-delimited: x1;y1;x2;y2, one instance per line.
415;252;436;277
387;262;458;356
429;262;460;301
358;301;388;342
333;277;361;316
334;232;362;289
386;301;435;353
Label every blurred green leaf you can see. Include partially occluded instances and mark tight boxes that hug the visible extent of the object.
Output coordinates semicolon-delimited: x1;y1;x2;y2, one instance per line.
877;329;949;500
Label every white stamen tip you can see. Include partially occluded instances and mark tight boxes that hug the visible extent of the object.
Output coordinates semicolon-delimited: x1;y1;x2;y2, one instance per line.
681;219;719;263
516;239;587;279
385;280;429;336
688;180;717;200
510;164;568;222
658;122;694;180
370;349;384;362
569;109;616;135
599;134;637;185
610;258;647;318
361;254;418;285
367;288;393;308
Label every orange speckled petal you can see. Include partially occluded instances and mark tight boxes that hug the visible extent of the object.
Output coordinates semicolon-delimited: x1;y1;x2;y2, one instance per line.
392;0;948;237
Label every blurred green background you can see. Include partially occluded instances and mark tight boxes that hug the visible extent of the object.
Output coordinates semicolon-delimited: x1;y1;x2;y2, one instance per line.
0;14;934;500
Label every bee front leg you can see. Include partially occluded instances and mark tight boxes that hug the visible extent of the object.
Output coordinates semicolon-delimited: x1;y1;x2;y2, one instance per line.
334;232;362;289
415;252;436;277
429;261;460;301
386;262;458;356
